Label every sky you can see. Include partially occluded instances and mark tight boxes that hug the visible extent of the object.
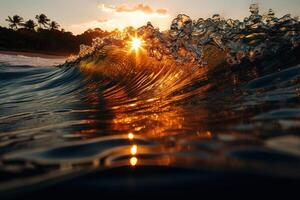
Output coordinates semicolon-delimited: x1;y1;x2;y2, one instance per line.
0;0;299;34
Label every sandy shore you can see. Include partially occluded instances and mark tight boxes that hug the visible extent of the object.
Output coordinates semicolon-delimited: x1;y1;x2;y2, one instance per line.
0;50;69;59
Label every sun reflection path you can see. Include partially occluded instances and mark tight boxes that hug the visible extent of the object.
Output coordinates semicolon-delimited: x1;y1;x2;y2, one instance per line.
128;132;134;140
128;132;139;166
130;157;138;166
131;145;137;155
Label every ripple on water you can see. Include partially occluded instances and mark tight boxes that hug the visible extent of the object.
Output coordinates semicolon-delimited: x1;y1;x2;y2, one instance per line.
4;135;156;166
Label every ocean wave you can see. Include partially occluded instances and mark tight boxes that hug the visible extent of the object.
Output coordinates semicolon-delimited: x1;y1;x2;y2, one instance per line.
0;3;300;193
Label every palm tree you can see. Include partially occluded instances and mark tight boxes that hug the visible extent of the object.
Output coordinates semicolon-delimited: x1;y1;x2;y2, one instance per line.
5;15;24;30
23;20;37;30
35;14;50;28
49;21;60;30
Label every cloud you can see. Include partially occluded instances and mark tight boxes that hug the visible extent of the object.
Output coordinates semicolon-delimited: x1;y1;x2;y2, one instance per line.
97;18;108;23
68;3;171;34
100;3;169;16
156;8;168;15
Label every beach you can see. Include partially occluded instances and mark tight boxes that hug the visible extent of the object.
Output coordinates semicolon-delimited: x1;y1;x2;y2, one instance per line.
0;50;69;59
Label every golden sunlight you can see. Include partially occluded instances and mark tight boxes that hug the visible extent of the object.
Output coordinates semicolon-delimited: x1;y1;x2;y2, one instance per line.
130;157;138;166
129;37;144;52
128;132;134;140
132;38;142;50
131;145;138;155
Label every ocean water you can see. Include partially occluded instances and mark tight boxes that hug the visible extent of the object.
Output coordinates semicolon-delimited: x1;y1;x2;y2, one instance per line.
1;6;300;197
0;49;299;198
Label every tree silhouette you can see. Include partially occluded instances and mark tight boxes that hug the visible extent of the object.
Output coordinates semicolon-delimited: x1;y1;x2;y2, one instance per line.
23;20;37;30
35;14;50;28
1;12;110;54
5;15;24;30
49;21;60;30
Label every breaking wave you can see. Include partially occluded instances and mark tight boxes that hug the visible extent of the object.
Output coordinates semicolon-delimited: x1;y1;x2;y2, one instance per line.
0;4;300;195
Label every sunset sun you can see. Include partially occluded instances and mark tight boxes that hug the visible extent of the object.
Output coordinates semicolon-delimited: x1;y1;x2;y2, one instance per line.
131;38;142;50
129;37;144;52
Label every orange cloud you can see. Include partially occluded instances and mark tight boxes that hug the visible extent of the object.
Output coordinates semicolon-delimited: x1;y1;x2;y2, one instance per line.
97;18;108;23
101;3;168;16
156;8;168;15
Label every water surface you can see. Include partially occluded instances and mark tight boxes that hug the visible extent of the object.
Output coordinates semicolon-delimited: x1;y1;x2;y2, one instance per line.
0;50;299;198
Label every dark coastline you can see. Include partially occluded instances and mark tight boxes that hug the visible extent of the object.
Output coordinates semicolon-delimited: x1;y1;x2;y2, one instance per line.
0;26;110;56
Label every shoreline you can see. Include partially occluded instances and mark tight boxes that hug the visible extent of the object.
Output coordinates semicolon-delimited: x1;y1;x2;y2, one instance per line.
0;50;71;59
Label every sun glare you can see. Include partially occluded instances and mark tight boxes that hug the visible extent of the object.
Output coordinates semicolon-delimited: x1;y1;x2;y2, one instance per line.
131;38;142;50
129;37;144;52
